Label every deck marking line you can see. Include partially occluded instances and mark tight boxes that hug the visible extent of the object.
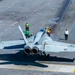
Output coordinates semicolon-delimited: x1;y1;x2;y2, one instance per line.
0;60;75;73
11;22;18;26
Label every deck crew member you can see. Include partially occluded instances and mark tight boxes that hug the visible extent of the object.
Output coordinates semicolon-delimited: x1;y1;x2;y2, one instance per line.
25;30;30;38
25;23;30;31
64;29;69;40
46;27;51;36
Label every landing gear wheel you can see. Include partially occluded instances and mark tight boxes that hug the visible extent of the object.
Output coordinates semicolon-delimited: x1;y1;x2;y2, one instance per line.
46;54;50;58
43;51;46;56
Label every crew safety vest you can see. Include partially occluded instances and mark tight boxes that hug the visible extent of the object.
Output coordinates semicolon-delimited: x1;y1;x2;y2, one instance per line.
25;30;30;35
46;29;51;34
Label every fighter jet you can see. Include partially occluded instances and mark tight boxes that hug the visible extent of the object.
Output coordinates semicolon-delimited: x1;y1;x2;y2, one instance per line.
0;26;75;56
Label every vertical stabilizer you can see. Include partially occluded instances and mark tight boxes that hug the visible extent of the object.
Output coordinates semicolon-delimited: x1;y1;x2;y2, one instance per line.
33;29;45;45
18;26;28;45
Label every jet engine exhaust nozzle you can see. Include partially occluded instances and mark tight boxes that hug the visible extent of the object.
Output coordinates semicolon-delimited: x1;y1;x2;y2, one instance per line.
24;46;31;54
32;47;39;54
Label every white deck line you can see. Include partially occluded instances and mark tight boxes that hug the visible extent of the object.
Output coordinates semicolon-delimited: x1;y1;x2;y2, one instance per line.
0;60;75;73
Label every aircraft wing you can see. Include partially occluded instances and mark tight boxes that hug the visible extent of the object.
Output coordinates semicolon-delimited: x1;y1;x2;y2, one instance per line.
44;43;75;53
47;41;75;53
35;33;75;53
0;34;35;49
0;40;25;49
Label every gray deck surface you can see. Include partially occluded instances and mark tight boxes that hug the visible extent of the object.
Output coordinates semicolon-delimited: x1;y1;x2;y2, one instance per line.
0;0;75;75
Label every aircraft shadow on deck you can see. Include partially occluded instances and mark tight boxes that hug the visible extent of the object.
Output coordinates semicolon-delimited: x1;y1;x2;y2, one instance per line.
0;50;74;67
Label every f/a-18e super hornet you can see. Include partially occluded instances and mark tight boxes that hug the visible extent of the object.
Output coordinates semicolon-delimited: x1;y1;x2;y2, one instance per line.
0;26;75;56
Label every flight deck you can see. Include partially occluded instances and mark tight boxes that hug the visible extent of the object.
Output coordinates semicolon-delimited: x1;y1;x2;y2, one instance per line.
0;0;75;75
